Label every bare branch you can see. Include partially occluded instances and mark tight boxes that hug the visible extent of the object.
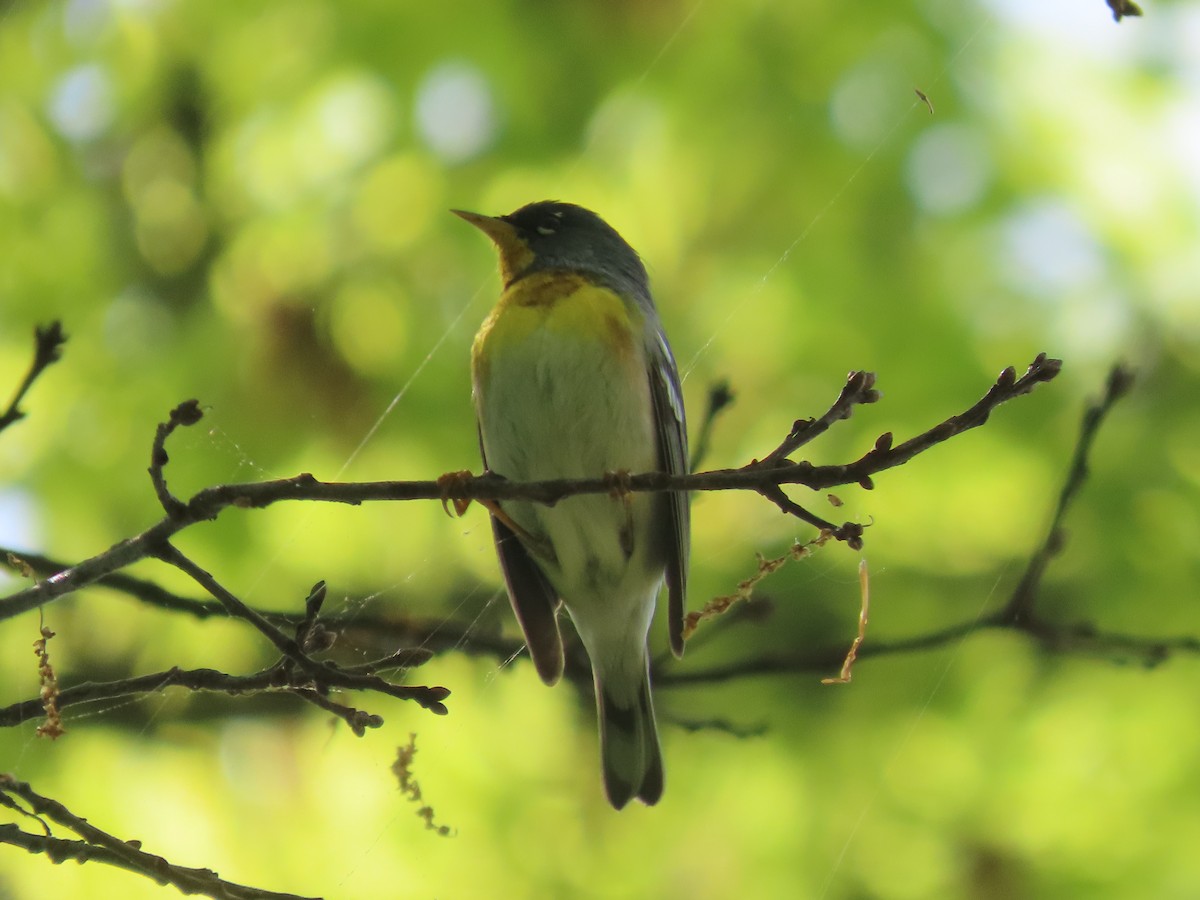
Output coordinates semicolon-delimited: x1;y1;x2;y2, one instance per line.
0;775;318;900
660;614;1200;687
0;547;264;620
152;544;450;715
658;363;1200;687
0;355;1061;622
0;660;410;732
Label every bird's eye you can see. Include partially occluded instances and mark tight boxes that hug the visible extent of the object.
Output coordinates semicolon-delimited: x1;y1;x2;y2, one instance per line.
536;223;556;236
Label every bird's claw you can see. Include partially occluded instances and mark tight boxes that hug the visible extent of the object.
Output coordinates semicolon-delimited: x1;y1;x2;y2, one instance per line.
602;469;634;500
437;470;476;517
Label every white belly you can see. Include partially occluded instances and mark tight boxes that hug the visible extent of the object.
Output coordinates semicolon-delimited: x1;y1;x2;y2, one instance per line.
474;295;661;613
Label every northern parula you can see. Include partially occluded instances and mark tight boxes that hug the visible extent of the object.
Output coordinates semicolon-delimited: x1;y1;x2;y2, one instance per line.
454;201;689;808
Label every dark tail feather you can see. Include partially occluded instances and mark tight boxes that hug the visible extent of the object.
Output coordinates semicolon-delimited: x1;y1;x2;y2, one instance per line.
490;516;563;685
595;664;663;809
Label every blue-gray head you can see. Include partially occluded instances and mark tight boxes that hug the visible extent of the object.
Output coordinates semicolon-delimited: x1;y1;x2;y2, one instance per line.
453;201;651;303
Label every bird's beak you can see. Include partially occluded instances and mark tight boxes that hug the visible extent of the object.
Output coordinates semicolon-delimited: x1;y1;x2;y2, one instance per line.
452;209;534;284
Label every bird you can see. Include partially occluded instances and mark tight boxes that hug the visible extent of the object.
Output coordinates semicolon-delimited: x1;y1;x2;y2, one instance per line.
454;200;689;808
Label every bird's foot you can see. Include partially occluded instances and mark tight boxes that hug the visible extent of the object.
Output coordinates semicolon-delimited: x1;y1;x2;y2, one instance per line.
439;470;554;558
603;470;637;557
436;470;476;517
602;469;634;500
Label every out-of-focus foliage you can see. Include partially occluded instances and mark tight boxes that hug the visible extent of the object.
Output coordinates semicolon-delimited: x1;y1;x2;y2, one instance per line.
2;0;1198;897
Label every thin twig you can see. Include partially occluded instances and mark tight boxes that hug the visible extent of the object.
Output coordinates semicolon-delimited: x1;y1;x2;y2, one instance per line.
760;370;880;464
293;688;383;736
152;544;450;715
689;380;735;471
149;399;203;516
0;322;67;434
1001;364;1134;623
0;661;404;730
0;547;319;629
756;484;864;547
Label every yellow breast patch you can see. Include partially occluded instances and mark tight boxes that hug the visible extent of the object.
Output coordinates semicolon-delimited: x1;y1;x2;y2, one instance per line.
472;271;643;380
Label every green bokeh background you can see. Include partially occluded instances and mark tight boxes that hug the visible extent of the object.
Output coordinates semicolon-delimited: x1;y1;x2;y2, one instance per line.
2;0;1199;897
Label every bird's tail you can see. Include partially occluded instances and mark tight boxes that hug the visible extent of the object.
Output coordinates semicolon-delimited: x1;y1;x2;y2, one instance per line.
594;656;663;809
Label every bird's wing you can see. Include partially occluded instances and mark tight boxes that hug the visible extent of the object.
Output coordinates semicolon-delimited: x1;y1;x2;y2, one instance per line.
647;324;690;658
480;432;564;685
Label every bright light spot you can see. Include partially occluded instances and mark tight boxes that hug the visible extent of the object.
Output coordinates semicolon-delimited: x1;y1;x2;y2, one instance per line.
63;0;111;44
310;74;395;168
47;64;114;142
231;115;295;210
1165;92;1200;205
829;60;899;149
979;0;1126;60
905;123;993;215
64;0;164;41
222;73;394;211
1058;288;1132;361
586;90;666;161
0;489;42;553
999;198;1105;297
414;60;497;163
1159;5;1200;84
998;199;1132;360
